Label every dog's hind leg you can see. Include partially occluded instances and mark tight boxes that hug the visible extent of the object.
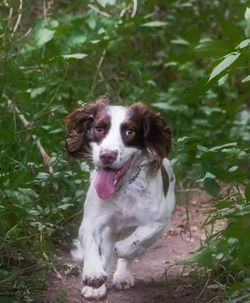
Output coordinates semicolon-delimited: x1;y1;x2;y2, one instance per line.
71;238;84;262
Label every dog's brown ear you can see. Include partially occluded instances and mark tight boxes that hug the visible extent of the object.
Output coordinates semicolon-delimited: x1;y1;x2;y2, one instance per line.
65;98;109;158
130;102;171;170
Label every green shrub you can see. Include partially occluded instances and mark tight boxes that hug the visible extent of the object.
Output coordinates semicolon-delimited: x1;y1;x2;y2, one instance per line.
0;0;249;301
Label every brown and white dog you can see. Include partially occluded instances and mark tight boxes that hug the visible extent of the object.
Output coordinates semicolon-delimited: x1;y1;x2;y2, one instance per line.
65;97;175;300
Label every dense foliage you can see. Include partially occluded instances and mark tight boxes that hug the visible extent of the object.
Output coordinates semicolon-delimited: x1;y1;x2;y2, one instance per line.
0;0;249;302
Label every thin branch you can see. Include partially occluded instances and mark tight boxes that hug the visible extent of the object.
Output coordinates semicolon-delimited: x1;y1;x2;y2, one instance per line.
11;0;23;38
24;27;32;37
19;65;42;70
131;0;137;18
41;230;63;281
180;198;192;243
197;279;210;300
43;0;47;21
120;5;131;18
91;49;107;91
8;7;13;26
4;94;58;190
43;0;54;20
88;4;111;18
97;49;107;71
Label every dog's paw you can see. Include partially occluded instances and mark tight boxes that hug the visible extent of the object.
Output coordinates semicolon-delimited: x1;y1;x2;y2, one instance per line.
82;270;107;289
112;268;135;290
81;284;107;300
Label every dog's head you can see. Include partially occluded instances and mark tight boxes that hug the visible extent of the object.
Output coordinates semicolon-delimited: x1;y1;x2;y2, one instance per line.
65;98;171;199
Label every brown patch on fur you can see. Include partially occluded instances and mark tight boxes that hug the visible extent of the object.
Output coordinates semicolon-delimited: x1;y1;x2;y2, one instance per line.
65;97;109;159
120;119;144;147
91;114;111;144
127;102;172;171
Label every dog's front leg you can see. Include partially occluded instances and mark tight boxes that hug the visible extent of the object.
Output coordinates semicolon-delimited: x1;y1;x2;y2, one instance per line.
79;220;107;299
114;222;165;260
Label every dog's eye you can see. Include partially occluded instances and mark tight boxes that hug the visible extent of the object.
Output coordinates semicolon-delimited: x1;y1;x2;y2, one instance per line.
95;126;104;133
125;129;135;136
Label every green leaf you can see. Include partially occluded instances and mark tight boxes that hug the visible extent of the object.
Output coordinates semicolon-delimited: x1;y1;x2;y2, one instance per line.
209;143;237;151
195;39;234;57
6;224;21;240
245;7;250;20
188;163;206;181
242;75;250;83
176;136;190;143
8;205;26;216
203;178;220;196
218;73;229;86
36;28;55;47
46;53;88;63
245;7;250;38
245;8;250;37
33;240;55;253
185;25;201;43
171;38;190;46
226;90;250;117
189;248;214;268
68;33;87;47
218;20;242;41
61;53;88;60
181;78;212;103
48;128;64;134
197;145;208;152
208;52;241;82
35;172;50;181
27;87;46;99
19;188;39;200
87;15;97;29
58;203;74;210
236;39;250;49
228;278;250;294
97;0;116;7
141;21;168;27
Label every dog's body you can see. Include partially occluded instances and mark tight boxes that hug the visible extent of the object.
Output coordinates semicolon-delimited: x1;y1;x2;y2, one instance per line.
66;98;175;300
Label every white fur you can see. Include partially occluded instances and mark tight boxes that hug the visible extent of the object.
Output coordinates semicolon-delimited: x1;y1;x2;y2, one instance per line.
72;106;176;300
81;284;107;299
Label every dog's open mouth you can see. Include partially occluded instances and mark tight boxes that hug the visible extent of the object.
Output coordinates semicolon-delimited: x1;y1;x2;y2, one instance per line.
94;156;134;200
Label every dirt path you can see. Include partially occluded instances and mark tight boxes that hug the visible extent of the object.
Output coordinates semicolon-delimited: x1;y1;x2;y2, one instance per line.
45;190;223;303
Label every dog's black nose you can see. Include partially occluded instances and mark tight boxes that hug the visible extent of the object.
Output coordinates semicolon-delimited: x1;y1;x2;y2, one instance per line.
100;149;118;165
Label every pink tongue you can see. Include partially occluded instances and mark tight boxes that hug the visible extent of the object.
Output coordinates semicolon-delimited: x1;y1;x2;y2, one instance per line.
94;169;116;200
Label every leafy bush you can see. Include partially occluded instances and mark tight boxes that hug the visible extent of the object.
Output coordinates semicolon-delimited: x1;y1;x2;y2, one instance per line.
190;185;250;302
0;0;249;301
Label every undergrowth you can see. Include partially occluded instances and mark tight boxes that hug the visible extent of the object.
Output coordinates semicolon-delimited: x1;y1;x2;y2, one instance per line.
0;0;249;302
